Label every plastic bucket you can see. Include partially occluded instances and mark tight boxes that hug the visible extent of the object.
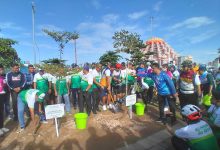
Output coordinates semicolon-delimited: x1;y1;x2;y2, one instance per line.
74;113;88;129
202;94;212;106
135;103;146;116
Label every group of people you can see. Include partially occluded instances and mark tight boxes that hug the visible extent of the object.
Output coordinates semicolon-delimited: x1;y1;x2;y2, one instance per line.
0;60;220;150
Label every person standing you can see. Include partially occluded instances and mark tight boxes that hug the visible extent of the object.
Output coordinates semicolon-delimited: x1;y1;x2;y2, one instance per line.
100;62;111;111
54;70;71;114
24;64;35;89
69;66;81;109
0;64;9;136
141;63;177;123
79;66;93;115
112;63;123;103
92;63;103;113
178;61;201;108
33;68;52;105
6;63;26;121
215;67;220;92
199;65;214;109
33;68;51;123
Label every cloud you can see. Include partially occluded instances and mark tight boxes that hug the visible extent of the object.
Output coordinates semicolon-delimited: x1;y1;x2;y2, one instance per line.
171;16;215;29
91;0;101;9
128;11;148;20
153;1;163;12
0;22;23;30
189;30;219;44
102;14;119;23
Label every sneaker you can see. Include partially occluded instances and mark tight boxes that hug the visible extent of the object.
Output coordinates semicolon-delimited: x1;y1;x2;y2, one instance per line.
1;128;9;133
16;128;24;133
40;120;48;124
109;104;113;109
102;105;107;111
164;107;169;112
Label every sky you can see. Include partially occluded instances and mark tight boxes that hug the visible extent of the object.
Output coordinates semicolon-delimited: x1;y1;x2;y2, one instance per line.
0;0;220;65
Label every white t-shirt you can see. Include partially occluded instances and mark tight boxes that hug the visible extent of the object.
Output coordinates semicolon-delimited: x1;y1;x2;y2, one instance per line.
50;75;57;84
129;69;136;75
175;120;213;140
121;69;128;79
112;70;121;77
82;72;93;85
208;104;220;127
102;68;111;77
23;89;39;108
92;69;101;78
33;72;52;82
180;74;201;94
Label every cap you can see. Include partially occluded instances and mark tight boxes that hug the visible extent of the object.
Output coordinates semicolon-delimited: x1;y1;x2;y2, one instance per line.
199;65;206;71
115;63;122;69
83;65;90;71
36;92;45;102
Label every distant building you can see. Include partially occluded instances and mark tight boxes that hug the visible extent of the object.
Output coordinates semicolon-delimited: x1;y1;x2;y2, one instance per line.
208;57;220;70
142;37;178;66
177;56;193;69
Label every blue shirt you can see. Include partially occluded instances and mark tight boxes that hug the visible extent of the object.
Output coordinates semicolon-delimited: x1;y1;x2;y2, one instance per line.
138;71;176;95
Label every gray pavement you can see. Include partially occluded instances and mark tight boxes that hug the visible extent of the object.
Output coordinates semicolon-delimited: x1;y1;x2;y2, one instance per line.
117;123;183;150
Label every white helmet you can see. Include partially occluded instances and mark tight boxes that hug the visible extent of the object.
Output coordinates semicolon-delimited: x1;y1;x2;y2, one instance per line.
181;104;201;121
146;62;151;66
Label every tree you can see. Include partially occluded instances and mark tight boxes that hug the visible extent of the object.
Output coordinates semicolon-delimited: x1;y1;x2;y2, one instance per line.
112;30;152;65
0;38;20;68
41;58;66;65
43;29;79;60
99;51;122;66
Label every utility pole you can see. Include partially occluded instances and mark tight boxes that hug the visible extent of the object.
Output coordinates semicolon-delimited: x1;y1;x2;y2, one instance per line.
150;16;154;38
32;2;36;64
74;39;77;65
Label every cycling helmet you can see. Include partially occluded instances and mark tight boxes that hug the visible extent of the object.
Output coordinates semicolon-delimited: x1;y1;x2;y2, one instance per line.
181;104;201;121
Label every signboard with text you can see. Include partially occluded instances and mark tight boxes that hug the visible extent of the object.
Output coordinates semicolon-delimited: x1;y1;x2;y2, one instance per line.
126;94;137;106
45;104;65;120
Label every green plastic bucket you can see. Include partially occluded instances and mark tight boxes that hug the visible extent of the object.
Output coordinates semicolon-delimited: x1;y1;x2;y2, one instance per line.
74;113;88;129
202;94;212;106
135;103;146;116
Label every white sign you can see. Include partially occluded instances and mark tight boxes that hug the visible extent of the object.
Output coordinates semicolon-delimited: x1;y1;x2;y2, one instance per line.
126;94;136;106
45;104;65;120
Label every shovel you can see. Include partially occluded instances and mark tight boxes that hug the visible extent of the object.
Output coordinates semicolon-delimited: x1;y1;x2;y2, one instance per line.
108;92;121;113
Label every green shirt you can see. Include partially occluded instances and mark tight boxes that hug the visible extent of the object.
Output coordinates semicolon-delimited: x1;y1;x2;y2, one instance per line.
92;76;101;89
70;74;81;89
144;77;154;87
19;89;39;108
80;79;93;92
56;77;68;95
127;74;135;85
34;73;51;93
